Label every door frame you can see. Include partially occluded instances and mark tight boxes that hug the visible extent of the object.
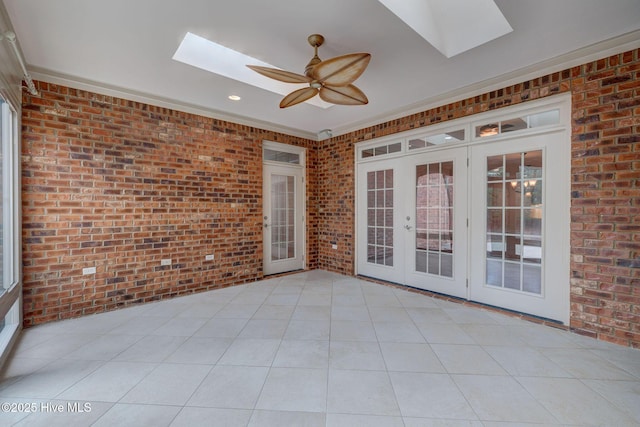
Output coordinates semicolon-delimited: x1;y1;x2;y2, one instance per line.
354;93;571;323
404;146;469;298
262;141;306;275
469;129;570;324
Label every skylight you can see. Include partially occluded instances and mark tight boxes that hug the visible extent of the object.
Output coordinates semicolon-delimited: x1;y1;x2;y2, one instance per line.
172;32;331;109
377;0;512;58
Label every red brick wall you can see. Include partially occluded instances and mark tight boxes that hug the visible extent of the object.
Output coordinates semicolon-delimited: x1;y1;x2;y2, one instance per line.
22;48;639;347
570;50;640;347
316;48;639;348
21;83;316;326
315;137;356;275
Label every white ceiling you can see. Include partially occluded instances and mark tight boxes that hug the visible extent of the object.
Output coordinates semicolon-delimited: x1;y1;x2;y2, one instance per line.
4;0;640;139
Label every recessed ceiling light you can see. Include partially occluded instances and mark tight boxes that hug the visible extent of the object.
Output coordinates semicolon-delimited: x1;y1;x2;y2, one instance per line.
228;95;241;101
172;32;331;109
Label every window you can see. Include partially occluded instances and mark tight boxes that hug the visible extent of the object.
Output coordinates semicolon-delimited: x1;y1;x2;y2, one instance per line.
359;127;468;161
408;129;465;150
475;109;560;138
264;148;300;165
0;97;21;362
361;142;402;159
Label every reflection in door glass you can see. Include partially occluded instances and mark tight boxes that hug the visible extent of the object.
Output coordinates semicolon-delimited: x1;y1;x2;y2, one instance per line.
415;161;454;277
367;169;394;266
485;150;543;294
271;174;295;261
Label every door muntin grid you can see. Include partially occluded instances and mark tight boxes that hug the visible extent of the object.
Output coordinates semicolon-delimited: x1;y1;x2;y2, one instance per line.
366;169;394;266
415;161;454;277
271;174;296;261
486;150;543;294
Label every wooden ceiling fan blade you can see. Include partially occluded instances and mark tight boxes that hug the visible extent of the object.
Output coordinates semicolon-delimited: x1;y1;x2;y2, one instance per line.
280;87;319;108
246;65;311;84
311;53;371;86
319;84;368;105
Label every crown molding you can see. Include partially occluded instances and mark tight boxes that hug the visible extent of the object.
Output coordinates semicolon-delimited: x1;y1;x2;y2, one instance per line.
25;28;640;143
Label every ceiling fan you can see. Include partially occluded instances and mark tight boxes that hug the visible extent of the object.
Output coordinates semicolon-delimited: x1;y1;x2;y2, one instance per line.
247;34;371;108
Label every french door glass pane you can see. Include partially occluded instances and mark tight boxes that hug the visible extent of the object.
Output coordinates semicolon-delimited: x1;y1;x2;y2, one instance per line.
367;169;394;266
271;174;295;261
415;161;454;277
485;150;543;294
0;100;3;296
0;98;19;353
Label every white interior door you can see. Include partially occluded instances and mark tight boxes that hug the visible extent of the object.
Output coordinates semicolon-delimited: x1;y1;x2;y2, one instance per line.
263;164;304;275
469;130;570;323
405;147;468;298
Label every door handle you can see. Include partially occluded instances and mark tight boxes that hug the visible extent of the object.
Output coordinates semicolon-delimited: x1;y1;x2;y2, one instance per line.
264;223;270;228
404;224;412;231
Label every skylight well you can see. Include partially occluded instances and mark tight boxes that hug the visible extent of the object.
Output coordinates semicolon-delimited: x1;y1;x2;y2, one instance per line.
377;0;512;58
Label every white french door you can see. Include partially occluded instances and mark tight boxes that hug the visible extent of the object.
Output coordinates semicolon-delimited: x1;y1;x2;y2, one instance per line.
356;97;570;323
356;148;468;297
405;148;468;298
263;163;304;275
469;130;569;323
356;158;404;284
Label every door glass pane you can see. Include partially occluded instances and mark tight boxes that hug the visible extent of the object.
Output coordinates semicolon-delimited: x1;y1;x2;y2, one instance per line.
505;209;521;234
485;150;543;294
0;101;4;297
504;262;521;290
487;182;503;206
415;161;454;277
1;99;15;298
487;209;503;233
522;238;542;264
486;234;504;259
524;208;542;236
486;259;502;286
487;155;504;181
523;264;542;293
0;99;20;356
271;174;295;261
367;169;394;266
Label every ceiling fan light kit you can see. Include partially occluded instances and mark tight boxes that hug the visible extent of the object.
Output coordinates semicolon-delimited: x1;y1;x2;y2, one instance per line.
247;34;371;108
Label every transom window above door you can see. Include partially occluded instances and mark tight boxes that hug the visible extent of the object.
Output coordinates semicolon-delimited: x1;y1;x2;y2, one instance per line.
356;104;563;163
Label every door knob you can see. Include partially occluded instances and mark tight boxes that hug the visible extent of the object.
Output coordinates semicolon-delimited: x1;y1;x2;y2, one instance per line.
404;224;412;230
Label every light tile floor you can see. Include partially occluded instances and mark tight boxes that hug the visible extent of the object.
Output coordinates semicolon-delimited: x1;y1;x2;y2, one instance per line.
1;270;639;426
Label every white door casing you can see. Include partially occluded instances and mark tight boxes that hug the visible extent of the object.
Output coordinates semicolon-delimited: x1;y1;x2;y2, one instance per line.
263;142;305;275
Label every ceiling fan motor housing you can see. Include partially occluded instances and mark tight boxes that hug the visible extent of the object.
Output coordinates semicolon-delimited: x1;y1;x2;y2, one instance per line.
305;34;324;77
